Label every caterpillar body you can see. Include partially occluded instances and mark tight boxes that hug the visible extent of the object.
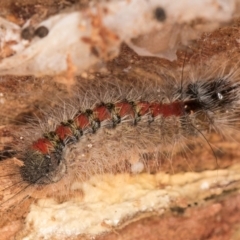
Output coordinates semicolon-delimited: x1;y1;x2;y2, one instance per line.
17;68;240;184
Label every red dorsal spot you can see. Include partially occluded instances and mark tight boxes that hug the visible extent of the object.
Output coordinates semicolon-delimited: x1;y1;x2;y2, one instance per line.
93;105;111;121
55;125;72;140
32;138;53;154
136;101;151;116
115;101;135;118
74;113;91;129
150;102;184;117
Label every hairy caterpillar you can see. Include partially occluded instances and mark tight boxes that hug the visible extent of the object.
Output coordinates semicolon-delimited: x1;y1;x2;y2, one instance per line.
0;61;240;236
20;75;240;185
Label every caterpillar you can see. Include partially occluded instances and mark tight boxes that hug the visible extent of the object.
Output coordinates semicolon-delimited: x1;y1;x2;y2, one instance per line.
19;73;240;185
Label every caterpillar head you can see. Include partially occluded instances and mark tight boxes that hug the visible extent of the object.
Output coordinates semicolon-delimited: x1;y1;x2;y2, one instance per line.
20;150;67;184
